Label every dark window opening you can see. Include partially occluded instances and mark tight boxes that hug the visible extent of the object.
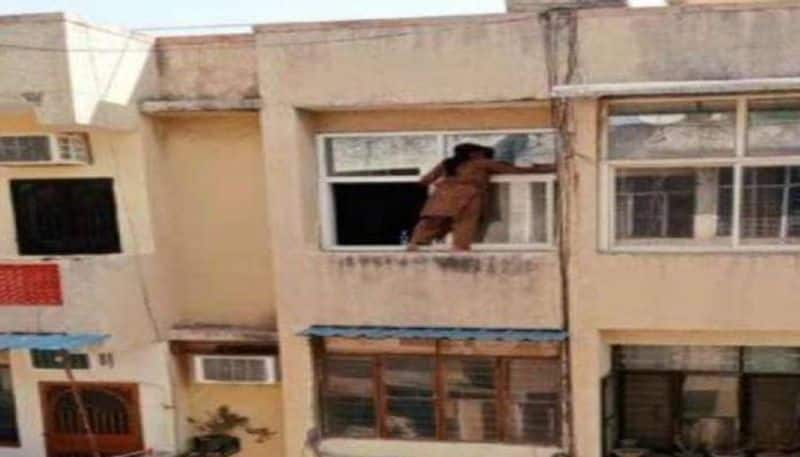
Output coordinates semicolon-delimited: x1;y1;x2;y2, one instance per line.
11;178;121;255
31;350;90;370
332;183;427;246
0;361;19;446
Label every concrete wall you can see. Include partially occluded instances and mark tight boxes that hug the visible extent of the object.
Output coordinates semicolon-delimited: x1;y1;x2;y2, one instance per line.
155;35;258;101
153;113;275;327
4;343;175;456
0;112;177;350
0;14;157;130
567;96;800;457
576;4;800;84
257;17;564;451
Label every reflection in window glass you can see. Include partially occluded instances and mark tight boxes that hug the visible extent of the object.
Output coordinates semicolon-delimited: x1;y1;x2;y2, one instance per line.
443;358;498;442
609;102;736;159
681;376;739;451
383;357;436;439
445;133;556;165
748;99;800;157
322;356;376;438
325;135;440;177
507;359;561;444
617;346;740;372
480;182;548;244
615;168;732;246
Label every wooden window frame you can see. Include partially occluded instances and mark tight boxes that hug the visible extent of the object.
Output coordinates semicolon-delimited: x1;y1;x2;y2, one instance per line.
316;339;563;446
317;129;558;252
601;95;800;253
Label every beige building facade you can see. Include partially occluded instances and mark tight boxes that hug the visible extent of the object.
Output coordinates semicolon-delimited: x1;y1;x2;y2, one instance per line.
1;1;800;457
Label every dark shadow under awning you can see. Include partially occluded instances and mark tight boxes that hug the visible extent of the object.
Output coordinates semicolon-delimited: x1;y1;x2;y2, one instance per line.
300;326;567;342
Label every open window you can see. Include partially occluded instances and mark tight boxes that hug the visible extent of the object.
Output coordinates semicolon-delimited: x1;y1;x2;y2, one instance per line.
0;352;19;447
318;131;557;251
11;178;121;256
603;97;800;251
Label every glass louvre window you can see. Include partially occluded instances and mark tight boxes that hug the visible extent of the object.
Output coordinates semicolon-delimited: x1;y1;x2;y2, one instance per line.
319;352;562;444
383;357;436;439
321;356;377;438
605;97;800;251
0;360;19;446
614;168;732;246
613;346;800;452
318;131;557;250
608;101;736;160
443;358;499;441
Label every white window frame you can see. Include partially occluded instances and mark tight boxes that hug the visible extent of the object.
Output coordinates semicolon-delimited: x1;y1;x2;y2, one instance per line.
317;129;558;252
601;95;800;253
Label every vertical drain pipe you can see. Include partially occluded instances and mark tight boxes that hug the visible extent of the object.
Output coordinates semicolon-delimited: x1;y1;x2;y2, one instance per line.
541;8;579;457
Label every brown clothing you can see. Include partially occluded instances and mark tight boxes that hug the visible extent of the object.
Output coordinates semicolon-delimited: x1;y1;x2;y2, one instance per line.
410;158;553;250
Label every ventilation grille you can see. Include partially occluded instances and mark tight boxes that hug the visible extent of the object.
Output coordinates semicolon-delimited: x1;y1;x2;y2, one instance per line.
193;355;279;384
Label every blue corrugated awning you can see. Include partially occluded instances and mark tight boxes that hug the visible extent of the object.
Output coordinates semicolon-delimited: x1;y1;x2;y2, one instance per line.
0;333;109;350
300;326;567;342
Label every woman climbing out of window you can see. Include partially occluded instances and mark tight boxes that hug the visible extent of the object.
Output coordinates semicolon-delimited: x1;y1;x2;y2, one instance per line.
408;142;555;252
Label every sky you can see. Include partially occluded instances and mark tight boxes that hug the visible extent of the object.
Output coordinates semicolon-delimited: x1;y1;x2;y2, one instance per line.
0;0;663;34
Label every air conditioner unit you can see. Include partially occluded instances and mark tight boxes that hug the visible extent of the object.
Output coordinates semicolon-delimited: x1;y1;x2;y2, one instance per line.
193;355;280;385
0;133;91;165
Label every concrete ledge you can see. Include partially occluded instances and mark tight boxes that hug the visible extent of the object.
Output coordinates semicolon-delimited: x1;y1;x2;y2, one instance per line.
553;77;800;98
140;98;261;113
169;324;278;343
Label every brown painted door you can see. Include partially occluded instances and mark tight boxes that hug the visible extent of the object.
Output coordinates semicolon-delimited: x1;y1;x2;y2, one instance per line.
40;382;144;457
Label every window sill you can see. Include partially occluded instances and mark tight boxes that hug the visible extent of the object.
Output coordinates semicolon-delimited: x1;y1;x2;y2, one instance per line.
319;437;563;457
322;245;557;254
604;244;800;254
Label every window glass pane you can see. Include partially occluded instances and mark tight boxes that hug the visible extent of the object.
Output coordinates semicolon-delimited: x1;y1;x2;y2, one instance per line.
443;358;498;441
609;101;736;159
383;357;436;439
478;182;548;244
507;359;561;444
332;183;428;246
31;350;90;370
748;98;800;157
325;135;440;177
322;356;376;437
744;347;800;373
444;132;556;165
615;168;732;246
0;359;18;446
747;376;800;449
617;346;740;371
739;167;800;245
680;376;739;451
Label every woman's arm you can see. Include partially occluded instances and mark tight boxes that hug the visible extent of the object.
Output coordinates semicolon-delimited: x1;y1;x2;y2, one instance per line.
486;160;556;174
419;163;445;186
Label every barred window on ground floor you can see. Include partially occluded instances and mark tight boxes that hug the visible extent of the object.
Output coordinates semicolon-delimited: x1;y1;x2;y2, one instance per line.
605;97;800;250
606;345;800;454
318;131;557;251
318;343;562;445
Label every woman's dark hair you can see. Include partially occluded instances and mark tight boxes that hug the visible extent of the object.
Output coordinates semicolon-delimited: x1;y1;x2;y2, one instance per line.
443;143;495;176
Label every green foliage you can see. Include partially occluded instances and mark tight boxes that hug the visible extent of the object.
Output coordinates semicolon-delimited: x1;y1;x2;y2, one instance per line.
187;405;274;443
